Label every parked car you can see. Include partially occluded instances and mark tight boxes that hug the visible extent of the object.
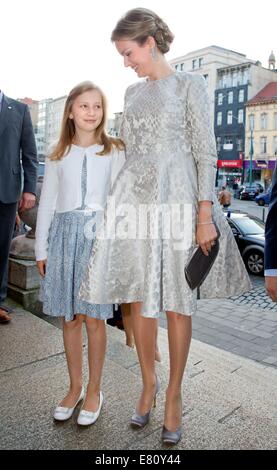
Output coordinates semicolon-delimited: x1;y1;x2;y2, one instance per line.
254;182;264;193
224;211;265;275
234;182;264;199
255;187;271;206
239;184;260;200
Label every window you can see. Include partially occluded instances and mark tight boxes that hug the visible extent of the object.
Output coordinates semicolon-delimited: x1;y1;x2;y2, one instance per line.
237;71;243;85
238;109;244;124
274;136;277;155
192;59;197;69
243;69;249;85
237;138;243;151
260;137;267;154
275;113;277;129
217;112;222;126
222;75;228;88
261;113;267;130
180;63;184;71
174;64;178;70
228;91;233;104
203;74;208;81
227;110;233;125
218;93;223;105
223;137;233;150
238;89;244;102
249;114;255;130
216;137;221;152
232;72;238;87
199;58;203;68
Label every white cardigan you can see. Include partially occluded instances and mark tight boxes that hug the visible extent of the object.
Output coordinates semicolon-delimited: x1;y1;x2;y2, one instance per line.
35;144;125;261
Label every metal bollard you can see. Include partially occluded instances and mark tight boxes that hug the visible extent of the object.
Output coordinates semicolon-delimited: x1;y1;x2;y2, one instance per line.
262;208;265;222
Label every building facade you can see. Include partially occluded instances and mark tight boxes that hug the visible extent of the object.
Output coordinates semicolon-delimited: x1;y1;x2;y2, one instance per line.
214;60;277;187
18;97;39;129
245;82;277;189
169;45;255;122
36;98;52;161
46;96;67;150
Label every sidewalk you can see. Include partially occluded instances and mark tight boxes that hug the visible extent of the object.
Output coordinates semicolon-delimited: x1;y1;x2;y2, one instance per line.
1;299;277;450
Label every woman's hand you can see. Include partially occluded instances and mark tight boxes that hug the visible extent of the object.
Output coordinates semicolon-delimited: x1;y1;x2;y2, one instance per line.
37;259;47;277
196;223;218;256
197;201;217;256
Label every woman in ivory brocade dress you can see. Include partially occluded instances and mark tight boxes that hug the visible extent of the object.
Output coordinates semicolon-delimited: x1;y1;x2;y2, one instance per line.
79;8;251;444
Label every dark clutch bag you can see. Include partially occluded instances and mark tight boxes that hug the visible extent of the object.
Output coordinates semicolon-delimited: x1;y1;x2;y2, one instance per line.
185;223;221;290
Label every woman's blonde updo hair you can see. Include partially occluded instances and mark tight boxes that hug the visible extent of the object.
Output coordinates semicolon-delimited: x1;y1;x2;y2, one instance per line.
111;7;174;54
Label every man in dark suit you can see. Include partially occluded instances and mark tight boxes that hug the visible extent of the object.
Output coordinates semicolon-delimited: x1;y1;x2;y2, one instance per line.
265;168;277;301
0;90;38;322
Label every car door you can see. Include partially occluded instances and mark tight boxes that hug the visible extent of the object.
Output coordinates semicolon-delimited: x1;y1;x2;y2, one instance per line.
227;219;245;252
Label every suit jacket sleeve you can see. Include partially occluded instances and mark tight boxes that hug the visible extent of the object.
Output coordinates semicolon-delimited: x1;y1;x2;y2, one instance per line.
265;170;277;270
20;105;38;195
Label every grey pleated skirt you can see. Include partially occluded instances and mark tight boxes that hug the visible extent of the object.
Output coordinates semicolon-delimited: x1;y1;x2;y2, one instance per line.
39;210;113;322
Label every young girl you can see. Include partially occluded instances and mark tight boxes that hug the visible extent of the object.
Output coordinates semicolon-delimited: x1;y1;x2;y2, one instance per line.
35;81;125;426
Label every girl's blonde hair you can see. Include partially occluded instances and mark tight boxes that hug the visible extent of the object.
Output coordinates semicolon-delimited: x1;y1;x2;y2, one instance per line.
49;81;124;161
111;8;174;54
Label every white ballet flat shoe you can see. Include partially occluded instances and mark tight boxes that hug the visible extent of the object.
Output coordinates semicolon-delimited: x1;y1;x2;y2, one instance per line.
77;391;104;426
53;387;84;421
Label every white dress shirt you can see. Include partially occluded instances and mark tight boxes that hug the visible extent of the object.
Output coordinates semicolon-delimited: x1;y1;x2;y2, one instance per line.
35;144;125;261
264;269;277;276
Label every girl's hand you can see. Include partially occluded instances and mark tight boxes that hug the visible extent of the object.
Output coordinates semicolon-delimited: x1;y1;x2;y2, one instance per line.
196;223;218;256
37;259;47;277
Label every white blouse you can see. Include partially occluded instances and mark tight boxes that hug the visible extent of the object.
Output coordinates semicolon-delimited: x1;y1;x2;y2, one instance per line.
35;144;125;261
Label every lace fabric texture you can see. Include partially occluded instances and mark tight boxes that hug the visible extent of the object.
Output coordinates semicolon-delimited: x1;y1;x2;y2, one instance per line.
79;72;251;317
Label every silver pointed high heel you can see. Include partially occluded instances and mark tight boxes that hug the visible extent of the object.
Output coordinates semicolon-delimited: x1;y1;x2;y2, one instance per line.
162;426;182;445
131;375;160;428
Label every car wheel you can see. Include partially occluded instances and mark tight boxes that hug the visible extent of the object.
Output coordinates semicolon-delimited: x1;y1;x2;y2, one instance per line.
258;199;265;206
244;250;264;275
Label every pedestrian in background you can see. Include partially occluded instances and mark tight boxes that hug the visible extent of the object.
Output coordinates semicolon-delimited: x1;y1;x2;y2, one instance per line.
218;186;232;209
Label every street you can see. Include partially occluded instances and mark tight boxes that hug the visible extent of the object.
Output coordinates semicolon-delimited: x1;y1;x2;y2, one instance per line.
226;195;269;222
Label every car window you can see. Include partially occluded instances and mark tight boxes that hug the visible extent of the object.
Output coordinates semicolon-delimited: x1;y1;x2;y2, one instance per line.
234;217;264;235
38;162;45;177
227;219;240;233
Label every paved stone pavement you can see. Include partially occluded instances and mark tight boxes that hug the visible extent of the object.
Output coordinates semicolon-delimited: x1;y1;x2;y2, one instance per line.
1;305;277;450
231;275;277;311
159;275;277;369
